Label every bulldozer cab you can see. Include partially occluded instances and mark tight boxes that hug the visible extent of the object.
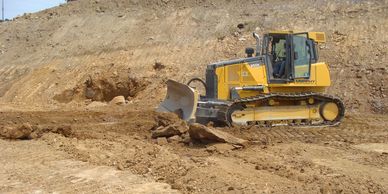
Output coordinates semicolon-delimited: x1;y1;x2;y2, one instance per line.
263;32;319;83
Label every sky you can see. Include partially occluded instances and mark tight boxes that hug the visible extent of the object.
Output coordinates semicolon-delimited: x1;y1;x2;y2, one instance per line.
1;0;66;19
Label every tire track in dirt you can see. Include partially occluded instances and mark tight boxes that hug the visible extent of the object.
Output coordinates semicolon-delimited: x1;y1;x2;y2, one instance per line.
0;139;178;194
241;124;388;145
229;144;388;193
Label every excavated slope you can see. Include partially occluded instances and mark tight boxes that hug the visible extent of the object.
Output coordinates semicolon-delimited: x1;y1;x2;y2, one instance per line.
0;0;386;113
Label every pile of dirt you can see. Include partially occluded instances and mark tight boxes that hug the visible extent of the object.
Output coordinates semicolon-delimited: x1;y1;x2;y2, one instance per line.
150;113;248;147
53;74;148;103
0;123;73;140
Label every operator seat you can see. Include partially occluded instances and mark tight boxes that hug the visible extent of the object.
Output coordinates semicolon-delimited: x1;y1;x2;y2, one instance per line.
273;43;287;78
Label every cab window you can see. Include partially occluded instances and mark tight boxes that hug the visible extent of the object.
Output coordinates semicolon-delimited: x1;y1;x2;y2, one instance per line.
293;35;311;78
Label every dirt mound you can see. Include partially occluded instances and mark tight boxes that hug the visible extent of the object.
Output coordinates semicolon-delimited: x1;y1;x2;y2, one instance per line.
53;73;149;103
0;123;33;140
84;76;148;102
153;113;184;128
0;123;73;140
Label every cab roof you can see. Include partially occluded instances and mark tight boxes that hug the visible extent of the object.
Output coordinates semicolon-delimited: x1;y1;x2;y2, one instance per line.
267;31;326;43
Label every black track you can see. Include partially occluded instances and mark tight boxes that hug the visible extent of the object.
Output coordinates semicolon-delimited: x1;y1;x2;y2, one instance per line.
221;92;345;127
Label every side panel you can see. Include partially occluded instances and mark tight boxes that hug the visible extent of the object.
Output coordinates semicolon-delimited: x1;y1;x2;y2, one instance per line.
216;63;268;100
212;62;331;100
314;62;331;86
231;104;321;125
205;67;218;99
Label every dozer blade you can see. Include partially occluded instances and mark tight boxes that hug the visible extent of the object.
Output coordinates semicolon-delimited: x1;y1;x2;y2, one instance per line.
157;80;199;122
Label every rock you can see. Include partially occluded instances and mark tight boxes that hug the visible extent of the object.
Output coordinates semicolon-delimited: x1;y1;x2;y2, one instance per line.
96;6;105;13
55;126;73;137
156;137;168;145
155;113;181;127
167;135;181;143
117;163;124;171
29;131;40;139
85;87;95;99
238;37;246;41
205;146;217;153
152;125;164;131
180;133;191;144
237;23;244;29
206;143;236;154
153;61;165;70
86;101;107;108
109;96;126;105
188;123;248;146
0;123;33;139
151;124;186;138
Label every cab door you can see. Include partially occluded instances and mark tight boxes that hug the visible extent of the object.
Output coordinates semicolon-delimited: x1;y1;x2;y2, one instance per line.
291;33;312;79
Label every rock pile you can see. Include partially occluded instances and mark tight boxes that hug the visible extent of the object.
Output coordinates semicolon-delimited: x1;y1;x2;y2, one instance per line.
151;113;189;145
151;113;248;147
188;123;248;147
0;123;73;140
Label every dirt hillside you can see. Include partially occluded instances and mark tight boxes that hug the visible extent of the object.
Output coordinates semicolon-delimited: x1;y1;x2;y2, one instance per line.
0;0;387;113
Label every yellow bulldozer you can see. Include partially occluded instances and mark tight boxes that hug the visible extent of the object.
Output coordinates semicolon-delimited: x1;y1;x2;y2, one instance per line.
158;31;345;127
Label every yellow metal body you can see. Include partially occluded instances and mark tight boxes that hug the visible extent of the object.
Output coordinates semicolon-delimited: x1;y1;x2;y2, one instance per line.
321;102;339;121
215;62;331;100
232;104;321;125
213;33;333;124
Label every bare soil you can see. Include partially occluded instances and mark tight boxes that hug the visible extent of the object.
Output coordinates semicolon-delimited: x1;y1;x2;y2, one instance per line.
1;105;387;193
0;0;387;193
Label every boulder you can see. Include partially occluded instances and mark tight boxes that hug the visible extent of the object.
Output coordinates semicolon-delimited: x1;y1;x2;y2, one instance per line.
0;123;33;139
180;132;191;144
167;135;182;143
109;96;126;105
156;137;168;145
155;113;182;127
151;124;187;138
188;123;248;146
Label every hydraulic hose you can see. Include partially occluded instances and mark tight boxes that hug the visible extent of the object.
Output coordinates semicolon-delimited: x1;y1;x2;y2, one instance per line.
187;78;207;95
